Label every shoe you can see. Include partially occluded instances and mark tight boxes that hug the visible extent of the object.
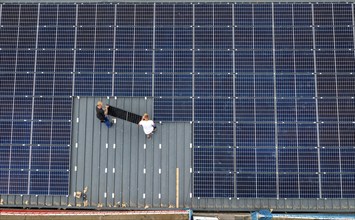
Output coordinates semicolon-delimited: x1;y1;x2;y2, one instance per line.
147;134;152;139
110;122;114;127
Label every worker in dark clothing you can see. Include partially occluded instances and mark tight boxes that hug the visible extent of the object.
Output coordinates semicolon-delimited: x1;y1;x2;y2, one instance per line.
96;101;113;128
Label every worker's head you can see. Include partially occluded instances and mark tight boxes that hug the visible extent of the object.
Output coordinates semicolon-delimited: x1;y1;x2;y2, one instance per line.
143;113;149;120
97;101;103;109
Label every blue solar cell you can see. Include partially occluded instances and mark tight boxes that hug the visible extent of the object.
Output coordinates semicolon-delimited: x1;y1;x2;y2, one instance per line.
299;148;318;173
0;97;13;121
17;50;35;72
51;146;70;170
214;74;233;97
116;4;135;26
51;121;71;145
154;98;172;121
214;173;234;198
174;74;192;96
30;171;49;195
255;124;275;147
38;27;59;51
236;148;255;172
234;4;252;26
338;99;355;122
255;75;274;97
135;27;153;49
236;173;256;197
195;51;213;73
116;27;134;49
235;27;253;50
336;51;355;73
174;4;192;26
135;4;154;26
274;27;293;50
93;74;113;96
11;122;31;144
334;27;354;49
0;74;15;96
133;74;152;96
341;148;355;172
14;73;33;95
235;75;254;97
155;27;173;50
294;51;314;73
321;174;341;198
174;51;192;73
293;4;312;26
155;4;174;26
297;99;316;122
254;27;272;50
236;99;254;122
257;174;276;198
298;124;317;147
194;173;214;197
274;4;293;26
37;50;55;72
333;4;353;26
10;146;30;169
235;51;253;73
1;4;20;26
194;123;213;146
77;27;95;49
254;51;273;72
277;99;296;122
319;123;339;147
299;174;320;198
0;170;9;194
174;98;192;121
155;50;173;73
57;4;76;26
279;174;299;198
318;99;338;122
195;74;213;97
275;51;294;73
77;4;96;26
320;148;340;172
193;147;214;173
49;171;69;195
342;175;355;198
0;27;18;49
52;97;72;121
194;98;213;121
278;148;298;172
0;124;12;145
278;124;297;147
57;27;75;49
39;4;57;26
114;74;133;96
215;51;233;73
255;99;274;122
195;27;213;50
253;4;272;26
294;27;313;49
317;75;337;97
0;146;11;169
214;123;233;146
96;4;115;26
236;124;255;147
19;5;38;26
32;122;52;144
314;4;333;26
9;170;28;194
315;27;334;50
276;75;295;97
215;27;233;50
213;98;233;121
154;73;173;97
54;74;73;96
34;97;53;120
74;73;93;95
76;51;94;72
96;27;114;49
115;50;133;73
18;27;37;49
195;4;213;26
174;27;192;50
214;4;232;26
296;75;315;97
13;96;32;120
134;50;152;73
256;149;276;172
95;51;113;73
31;146;50;170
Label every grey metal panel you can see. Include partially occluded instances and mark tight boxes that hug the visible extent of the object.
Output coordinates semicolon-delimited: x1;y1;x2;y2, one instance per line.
0;0;346;3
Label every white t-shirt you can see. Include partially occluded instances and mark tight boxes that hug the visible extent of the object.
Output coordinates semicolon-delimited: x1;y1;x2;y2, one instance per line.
139;120;155;134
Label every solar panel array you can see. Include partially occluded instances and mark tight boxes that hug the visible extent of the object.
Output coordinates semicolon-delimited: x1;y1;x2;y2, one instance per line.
0;2;354;198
